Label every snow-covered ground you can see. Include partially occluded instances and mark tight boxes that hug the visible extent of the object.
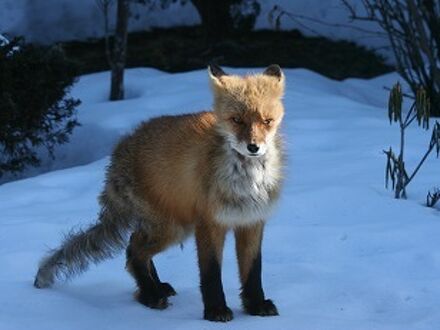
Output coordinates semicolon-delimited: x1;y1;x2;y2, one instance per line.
0;1;388;57
1;68;440;330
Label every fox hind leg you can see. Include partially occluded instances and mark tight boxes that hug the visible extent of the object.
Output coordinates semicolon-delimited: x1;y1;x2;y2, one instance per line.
126;230;176;310
149;259;177;297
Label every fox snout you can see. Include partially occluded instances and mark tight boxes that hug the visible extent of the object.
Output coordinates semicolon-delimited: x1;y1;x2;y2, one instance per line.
247;143;259;154
228;138;268;158
246;143;266;157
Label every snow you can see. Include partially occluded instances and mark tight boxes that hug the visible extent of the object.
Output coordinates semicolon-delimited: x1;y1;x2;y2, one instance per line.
0;1;388;57
0;33;9;46
1;67;440;329
0;0;199;44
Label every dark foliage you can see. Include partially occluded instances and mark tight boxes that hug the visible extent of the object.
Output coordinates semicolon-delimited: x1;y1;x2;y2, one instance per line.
0;38;80;177
62;27;392;80
191;0;260;39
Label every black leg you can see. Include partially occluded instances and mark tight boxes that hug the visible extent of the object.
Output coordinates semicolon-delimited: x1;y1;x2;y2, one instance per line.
195;221;232;322
149;260;176;297
235;223;278;316
126;243;169;309
240;250;278;316
199;255;233;322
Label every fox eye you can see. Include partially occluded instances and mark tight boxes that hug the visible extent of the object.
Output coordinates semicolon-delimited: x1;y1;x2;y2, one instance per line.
263;119;273;125
231;116;243;124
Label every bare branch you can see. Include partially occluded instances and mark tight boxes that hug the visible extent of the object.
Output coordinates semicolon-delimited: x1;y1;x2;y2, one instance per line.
343;0;440;116
269;4;388;39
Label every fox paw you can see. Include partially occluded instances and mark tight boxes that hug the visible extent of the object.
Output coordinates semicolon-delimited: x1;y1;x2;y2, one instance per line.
160;282;176;297
136;290;169;310
244;299;279;316
204;306;234;322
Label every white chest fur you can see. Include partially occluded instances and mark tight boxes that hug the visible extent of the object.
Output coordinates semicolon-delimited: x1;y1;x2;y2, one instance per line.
213;146;282;227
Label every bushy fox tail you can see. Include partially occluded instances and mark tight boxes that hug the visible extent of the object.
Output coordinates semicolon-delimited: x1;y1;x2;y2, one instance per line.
34;201;136;289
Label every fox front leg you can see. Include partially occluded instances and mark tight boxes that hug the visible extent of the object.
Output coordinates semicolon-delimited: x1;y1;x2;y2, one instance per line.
235;222;278;316
195;220;232;322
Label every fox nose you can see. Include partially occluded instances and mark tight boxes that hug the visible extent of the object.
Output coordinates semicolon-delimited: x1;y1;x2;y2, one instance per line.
247;144;259;154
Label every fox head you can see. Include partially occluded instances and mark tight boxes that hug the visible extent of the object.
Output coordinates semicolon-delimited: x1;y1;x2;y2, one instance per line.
209;64;285;158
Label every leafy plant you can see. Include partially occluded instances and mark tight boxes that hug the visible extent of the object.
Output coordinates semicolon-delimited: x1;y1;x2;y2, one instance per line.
0;37;80;177
426;188;440;207
384;82;440;200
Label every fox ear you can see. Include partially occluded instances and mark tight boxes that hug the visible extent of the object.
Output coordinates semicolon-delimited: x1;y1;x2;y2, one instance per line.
263;64;284;81
264;64;285;94
208;64;228;87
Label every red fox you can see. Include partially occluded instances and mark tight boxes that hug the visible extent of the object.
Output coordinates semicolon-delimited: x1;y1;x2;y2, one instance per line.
34;64;285;322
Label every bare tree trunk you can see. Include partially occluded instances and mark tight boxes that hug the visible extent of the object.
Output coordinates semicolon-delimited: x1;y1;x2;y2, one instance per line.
190;0;233;41
110;0;129;101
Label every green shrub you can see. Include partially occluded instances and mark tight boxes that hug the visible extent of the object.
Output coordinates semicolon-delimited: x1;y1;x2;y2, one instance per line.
0;37;80;177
